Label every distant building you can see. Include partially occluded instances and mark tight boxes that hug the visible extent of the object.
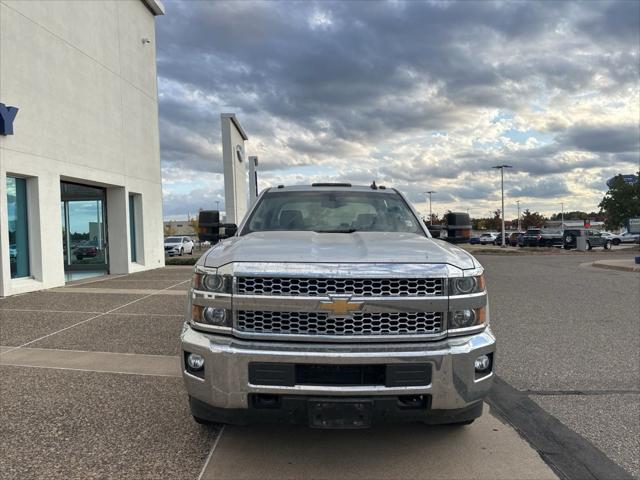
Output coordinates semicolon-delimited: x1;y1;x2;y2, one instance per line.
164;220;196;237
544;220;605;230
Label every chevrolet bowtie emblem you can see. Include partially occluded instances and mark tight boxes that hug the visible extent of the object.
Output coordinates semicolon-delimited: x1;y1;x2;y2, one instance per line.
318;296;364;317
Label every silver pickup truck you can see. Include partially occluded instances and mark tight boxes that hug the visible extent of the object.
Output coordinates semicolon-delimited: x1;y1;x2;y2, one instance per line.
181;184;495;428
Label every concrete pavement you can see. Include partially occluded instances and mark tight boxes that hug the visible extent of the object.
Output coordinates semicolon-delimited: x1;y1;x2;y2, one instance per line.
1;254;638;479
199;411;557;480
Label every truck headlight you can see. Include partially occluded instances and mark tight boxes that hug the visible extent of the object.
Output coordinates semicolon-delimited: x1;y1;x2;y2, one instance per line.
449;275;485;295
193;271;231;293
192;305;231;327
448;307;486;330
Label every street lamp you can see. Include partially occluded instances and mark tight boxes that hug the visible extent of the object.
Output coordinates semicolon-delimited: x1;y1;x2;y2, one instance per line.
516;200;521;232
424;191;436;225
492;165;512;247
560;202;564;229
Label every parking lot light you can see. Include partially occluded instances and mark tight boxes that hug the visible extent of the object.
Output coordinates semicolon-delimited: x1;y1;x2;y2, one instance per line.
493;165;513;247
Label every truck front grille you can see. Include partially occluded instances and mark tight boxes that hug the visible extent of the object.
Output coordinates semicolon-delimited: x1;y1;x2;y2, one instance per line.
236;311;443;337
236;277;444;297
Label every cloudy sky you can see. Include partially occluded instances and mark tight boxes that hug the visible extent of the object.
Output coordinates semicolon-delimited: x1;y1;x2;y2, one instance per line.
156;0;639;221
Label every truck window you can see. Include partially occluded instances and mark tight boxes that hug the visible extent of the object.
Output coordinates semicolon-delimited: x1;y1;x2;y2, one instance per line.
243;191;424;235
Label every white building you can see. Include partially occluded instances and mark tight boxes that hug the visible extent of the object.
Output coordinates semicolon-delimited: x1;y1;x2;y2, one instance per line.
0;0;165;297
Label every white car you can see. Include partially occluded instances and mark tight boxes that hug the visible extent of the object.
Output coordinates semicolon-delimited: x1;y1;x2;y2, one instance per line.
479;232;498;245
611;232;640;245
164;236;195;256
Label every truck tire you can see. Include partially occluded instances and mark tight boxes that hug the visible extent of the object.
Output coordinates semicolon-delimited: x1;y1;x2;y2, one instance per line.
604;241;611;250
587;241;592;251
612;238;621;246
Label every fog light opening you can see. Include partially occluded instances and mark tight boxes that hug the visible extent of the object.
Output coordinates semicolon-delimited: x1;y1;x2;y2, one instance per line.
202;307;227;325
474;354;491;373
187;353;205;371
397;394;427;410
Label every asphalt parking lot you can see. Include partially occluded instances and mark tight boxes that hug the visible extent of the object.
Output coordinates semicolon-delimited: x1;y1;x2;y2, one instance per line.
1;251;638;479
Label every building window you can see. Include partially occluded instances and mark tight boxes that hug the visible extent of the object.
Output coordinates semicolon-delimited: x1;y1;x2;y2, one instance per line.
6;176;30;278
129;194;137;263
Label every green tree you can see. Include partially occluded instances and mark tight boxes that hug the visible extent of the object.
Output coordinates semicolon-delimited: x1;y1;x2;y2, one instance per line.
599;173;640;230
520;209;546;230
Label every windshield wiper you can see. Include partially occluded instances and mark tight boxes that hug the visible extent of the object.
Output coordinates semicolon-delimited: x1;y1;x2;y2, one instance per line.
313;229;358;233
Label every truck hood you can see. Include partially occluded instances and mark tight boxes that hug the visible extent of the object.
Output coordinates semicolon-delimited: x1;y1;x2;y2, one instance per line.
202;231;478;270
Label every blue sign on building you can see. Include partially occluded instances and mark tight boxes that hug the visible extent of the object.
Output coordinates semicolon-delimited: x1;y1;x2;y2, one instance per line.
0;102;19;135
606;174;638;188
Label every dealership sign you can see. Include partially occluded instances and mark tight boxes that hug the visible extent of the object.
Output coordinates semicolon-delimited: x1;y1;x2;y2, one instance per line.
606;174;638;188
0;102;19;135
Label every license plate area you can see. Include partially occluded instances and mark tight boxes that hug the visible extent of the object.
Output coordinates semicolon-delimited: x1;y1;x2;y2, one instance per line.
308;398;373;429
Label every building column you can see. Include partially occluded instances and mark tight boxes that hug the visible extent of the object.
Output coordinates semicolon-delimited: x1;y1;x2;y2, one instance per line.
106;187;130;275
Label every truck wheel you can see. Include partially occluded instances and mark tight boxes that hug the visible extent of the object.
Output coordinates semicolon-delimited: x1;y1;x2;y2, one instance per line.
612;239;620;246
604;241;611;250
587;241;592;251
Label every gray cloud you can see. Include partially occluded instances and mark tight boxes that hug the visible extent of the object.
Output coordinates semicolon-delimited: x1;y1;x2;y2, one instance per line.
560;124;640;153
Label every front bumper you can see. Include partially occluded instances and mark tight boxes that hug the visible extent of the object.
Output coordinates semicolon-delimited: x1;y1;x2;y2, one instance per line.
181;324;495;422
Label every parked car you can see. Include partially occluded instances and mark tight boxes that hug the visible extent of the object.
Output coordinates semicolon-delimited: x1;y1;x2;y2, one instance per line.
521;228;563;247
563;229;611;250
469;236;481;245
73;240;100;260
509;232;524;247
611;232;640;245
492;233;513;245
479;232;498;245
164;236;194;256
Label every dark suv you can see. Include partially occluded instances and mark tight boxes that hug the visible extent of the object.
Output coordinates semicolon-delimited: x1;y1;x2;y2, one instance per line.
563;229;611;250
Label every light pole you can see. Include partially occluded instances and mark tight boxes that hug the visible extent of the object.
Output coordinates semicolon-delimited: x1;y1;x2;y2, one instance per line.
561;202;564;229
492;165;512;247
516;200;521;231
425;191;436;225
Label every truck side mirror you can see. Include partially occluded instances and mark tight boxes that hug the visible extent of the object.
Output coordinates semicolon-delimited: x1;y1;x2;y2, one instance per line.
219;223;238;239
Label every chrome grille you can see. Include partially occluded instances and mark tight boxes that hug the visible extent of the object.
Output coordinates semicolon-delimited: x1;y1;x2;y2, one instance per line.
236;311;443;336
236;277;444;296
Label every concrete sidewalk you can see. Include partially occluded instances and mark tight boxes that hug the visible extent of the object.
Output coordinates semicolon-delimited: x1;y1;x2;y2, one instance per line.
591;258;640;272
200;409;558;480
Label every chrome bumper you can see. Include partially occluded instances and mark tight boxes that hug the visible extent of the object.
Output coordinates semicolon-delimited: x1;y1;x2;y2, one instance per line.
181;324;495;411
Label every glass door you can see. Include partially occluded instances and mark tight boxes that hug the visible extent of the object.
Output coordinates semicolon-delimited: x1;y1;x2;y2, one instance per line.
60;182;108;276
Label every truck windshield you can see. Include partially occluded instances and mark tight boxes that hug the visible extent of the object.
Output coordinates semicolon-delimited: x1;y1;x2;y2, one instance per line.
242;190;424;235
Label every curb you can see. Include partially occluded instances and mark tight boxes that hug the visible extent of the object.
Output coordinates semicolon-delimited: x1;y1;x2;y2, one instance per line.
591;262;640;273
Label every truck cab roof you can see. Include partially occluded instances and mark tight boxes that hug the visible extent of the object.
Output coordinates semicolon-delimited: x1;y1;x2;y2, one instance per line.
271;184;395;193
